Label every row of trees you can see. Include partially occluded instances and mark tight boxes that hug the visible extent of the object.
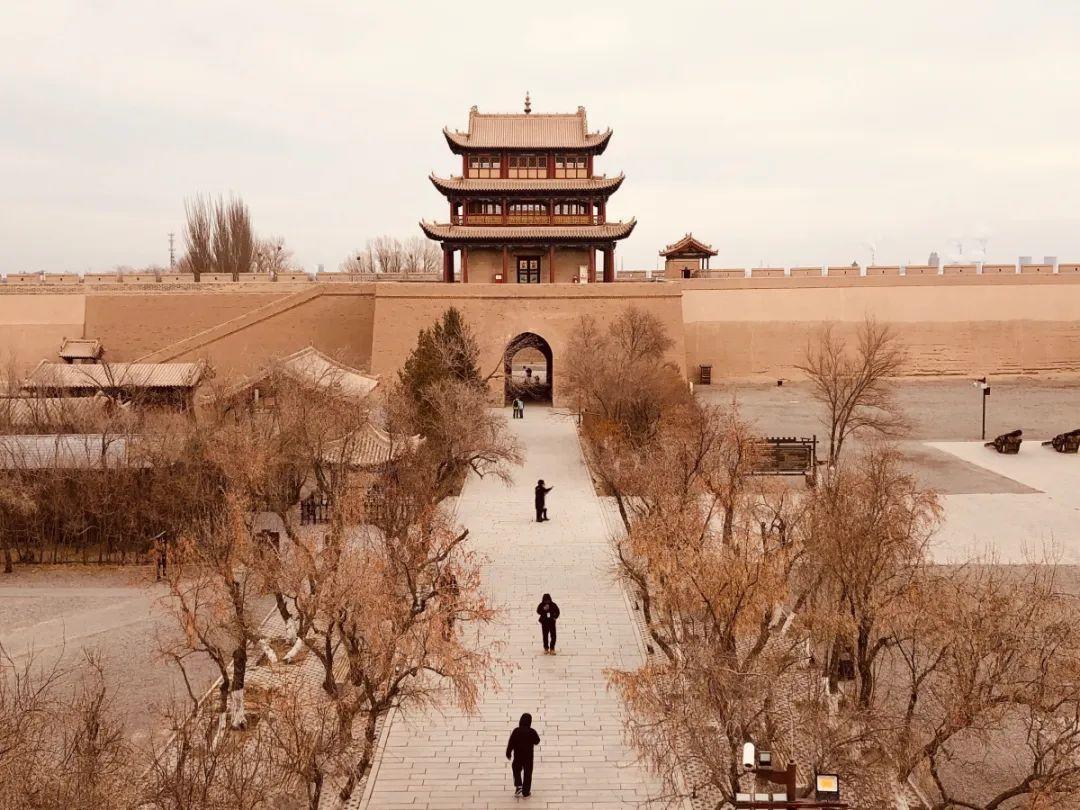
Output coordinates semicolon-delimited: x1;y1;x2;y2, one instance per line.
181;194;298;279
0;313;519;807
340;236;441;275
564;309;1080;809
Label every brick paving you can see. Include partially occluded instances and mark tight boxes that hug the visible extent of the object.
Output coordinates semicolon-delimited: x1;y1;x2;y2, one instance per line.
362;407;664;809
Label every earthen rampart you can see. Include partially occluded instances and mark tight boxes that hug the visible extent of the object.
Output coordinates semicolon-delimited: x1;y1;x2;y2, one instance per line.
2;273;1079;390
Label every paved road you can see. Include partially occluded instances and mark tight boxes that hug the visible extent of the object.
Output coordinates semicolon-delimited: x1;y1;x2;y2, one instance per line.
362;408;662;809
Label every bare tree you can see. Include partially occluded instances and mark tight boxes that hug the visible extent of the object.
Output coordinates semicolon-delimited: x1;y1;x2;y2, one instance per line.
252;236;298;275
370;236;403;274
0;647;137;810
563;307;687;445
796;317;907;463
339;236;440;276
181;194;255;280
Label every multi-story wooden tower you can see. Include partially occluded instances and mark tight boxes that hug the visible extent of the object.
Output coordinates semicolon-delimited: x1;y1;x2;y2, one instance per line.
421;95;635;283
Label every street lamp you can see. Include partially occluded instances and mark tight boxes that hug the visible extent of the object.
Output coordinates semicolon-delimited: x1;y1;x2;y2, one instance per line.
972;377;990;440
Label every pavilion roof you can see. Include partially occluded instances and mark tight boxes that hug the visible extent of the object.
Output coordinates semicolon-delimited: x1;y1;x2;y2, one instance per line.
276;347;379;398
429;174;624;195
443;106;612;153
322;422;423;468
659;233;718;257
22;361;207;392
419;220;636;243
225;347;379;401
58;337;103;361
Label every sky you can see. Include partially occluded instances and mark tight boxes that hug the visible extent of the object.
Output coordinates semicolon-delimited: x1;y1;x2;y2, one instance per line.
3;1;1080;273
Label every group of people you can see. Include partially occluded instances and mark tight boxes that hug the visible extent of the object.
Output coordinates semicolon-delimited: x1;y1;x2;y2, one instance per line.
502;482;562;798
505;593;561;797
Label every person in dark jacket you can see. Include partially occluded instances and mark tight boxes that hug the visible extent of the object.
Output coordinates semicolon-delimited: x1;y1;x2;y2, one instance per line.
536;593;560;654
534;480;552;522
505;712;541;797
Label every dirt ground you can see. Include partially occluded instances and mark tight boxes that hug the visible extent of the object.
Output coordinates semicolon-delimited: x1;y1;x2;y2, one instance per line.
0;564;244;745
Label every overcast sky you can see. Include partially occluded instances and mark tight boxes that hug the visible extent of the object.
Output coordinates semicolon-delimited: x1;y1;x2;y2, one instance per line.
3;1;1080;273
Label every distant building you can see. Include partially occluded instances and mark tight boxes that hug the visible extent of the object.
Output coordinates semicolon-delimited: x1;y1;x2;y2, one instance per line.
421;96;635;283
659;234;718;278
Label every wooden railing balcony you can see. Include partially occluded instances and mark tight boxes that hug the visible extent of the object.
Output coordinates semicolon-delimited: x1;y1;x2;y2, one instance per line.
452;214;605;226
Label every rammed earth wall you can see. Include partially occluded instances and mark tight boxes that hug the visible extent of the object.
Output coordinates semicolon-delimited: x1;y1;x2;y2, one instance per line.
3;274;1080;388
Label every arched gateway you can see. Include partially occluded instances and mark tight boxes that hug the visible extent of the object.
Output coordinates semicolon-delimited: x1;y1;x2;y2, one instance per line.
504;332;553;404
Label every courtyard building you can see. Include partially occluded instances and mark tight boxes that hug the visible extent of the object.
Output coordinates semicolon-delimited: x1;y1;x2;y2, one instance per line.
421;95;635;284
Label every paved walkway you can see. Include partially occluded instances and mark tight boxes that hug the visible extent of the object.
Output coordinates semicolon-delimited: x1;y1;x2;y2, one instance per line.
362;408;662;809
927;441;1080;564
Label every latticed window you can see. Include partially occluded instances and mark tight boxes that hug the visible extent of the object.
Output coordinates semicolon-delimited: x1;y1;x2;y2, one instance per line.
468;153;500;178
467;200;502;215
507;201;549;224
554;154;588;178
508;153;547;179
553;201;588;216
466;199;502;224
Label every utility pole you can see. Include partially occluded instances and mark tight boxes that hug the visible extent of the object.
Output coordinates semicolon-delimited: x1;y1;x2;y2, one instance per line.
973;377;990;440
168;233;176;268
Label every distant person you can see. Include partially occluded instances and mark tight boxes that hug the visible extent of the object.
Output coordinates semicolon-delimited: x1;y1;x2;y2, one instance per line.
155;535;168;580
505;712;541;797
536;593;560;654
534;479;552;522
514;397;525;419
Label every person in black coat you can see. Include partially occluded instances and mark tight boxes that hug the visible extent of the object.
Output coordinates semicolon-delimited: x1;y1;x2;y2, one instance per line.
505;712;541;797
536;593;560;654
534;480;552;522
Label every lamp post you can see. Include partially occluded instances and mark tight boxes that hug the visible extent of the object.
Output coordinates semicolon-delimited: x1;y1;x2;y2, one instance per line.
973;377;990;440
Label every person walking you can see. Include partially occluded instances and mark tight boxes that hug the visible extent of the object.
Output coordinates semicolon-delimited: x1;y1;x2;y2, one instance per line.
505;712;541;797
517;396;525;419
534;479;552;522
536;593;560;654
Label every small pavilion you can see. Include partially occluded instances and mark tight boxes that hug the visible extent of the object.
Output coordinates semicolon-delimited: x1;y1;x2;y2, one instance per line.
660;233;718;278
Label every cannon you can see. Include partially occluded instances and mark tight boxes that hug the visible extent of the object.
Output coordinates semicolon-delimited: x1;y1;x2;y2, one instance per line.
986;429;1023;454
1042;428;1080;454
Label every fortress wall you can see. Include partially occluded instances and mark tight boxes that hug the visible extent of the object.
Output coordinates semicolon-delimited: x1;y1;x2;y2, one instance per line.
680;276;1080;379
84;290;294;361
0;294;86;374
149;288;377;378
369;282;686;404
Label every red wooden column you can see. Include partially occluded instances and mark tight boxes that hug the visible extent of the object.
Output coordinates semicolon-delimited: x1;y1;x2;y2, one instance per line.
502;246;508;282
548;245;556;283
603;245;614;283
587;245;596;283
443;247;454;283
462;247;469;283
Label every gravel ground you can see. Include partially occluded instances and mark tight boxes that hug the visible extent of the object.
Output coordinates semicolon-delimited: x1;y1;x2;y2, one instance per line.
0;564;242;746
698;377;1080;494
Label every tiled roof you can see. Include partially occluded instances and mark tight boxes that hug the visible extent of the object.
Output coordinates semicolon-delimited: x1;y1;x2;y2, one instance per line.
0;394;117;428
419;220;636;242
443;106;612;152
224;347;379;401
0;434;133;470
660;233;718;257
22;361;206;391
323;422;422;468
429;174;624;195
58;337;103;360
277;347;379;399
